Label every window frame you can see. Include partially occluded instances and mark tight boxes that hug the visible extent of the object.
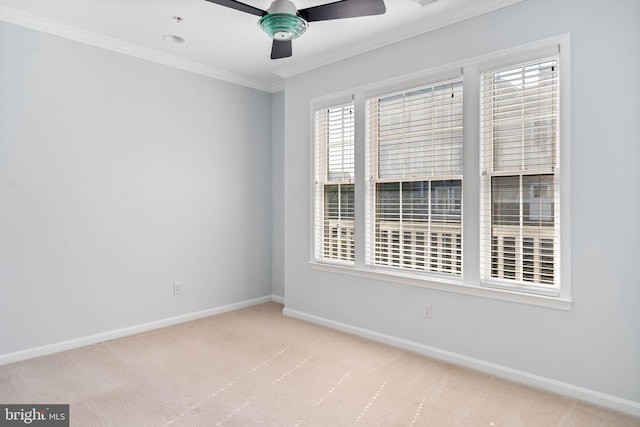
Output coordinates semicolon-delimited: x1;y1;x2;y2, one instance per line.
313;99;356;267
365;77;464;278
479;55;562;297
309;35;571;310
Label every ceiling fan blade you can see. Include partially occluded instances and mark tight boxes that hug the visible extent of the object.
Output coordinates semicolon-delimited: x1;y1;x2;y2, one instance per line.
299;0;386;22
271;40;292;59
203;0;266;17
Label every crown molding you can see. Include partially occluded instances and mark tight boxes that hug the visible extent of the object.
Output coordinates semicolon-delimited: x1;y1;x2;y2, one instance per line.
271;79;286;93
0;5;274;93
273;0;522;79
1;0;521;93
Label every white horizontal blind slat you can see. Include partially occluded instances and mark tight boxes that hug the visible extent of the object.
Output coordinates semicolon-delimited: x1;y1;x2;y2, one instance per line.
366;78;463;276
480;56;560;291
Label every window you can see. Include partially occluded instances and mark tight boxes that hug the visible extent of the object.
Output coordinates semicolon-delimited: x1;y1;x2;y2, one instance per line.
310;37;570;308
480;57;560;293
314;102;355;264
366;79;463;275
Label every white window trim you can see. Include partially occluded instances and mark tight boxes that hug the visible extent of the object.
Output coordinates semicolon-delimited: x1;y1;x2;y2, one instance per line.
309;34;572;311
479;56;561;297
311;95;355;266
365;77;464;277
313;101;356;265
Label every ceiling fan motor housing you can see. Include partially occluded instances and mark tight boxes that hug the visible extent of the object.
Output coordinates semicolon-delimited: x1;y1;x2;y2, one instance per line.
205;0;386;59
259;0;308;41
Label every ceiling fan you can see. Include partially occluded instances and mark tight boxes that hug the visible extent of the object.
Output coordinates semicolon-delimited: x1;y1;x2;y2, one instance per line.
204;0;386;59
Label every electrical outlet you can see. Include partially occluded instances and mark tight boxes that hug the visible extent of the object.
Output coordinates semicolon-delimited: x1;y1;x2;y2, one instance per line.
173;282;182;295
423;304;432;319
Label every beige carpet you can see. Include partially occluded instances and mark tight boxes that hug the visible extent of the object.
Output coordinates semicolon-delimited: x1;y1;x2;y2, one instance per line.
0;302;637;426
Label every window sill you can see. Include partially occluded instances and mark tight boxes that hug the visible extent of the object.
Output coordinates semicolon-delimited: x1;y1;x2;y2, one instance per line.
309;262;572;311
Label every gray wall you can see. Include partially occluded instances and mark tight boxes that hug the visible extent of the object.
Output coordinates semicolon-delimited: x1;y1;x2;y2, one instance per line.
0;22;273;355
283;0;639;404
271;91;284;299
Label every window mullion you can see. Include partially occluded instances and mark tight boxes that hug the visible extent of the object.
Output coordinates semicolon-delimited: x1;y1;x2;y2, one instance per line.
353;93;366;268
463;64;480;284
518;174;524;282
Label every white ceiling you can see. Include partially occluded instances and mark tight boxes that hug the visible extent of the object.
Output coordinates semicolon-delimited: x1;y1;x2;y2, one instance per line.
0;0;520;92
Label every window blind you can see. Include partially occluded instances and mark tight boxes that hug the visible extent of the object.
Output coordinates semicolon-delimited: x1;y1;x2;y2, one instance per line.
366;78;463;275
314;102;355;264
480;57;560;290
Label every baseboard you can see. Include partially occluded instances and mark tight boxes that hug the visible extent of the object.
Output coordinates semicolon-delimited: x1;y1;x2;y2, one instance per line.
271;294;285;304
0;295;273;367
283;307;640;418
